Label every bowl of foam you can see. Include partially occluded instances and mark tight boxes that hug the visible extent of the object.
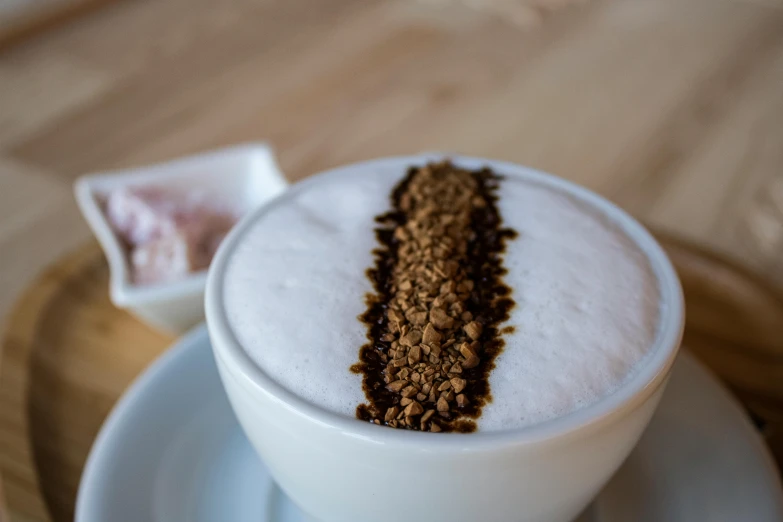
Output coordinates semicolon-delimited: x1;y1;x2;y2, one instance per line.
205;154;685;522
75;143;288;334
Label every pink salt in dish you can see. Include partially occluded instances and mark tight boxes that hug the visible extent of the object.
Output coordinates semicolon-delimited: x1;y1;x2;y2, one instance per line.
74;143;289;333
105;187;238;285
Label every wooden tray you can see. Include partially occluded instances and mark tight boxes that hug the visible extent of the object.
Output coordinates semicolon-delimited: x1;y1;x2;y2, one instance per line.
1;233;782;522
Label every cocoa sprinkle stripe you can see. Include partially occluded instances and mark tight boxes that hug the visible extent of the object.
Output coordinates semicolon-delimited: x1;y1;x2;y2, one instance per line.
351;161;517;433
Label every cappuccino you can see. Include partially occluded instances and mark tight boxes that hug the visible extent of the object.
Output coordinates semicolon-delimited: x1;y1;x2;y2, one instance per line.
221;157;660;431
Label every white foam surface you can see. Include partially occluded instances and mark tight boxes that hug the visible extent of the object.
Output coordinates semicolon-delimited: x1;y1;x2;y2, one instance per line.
221;158;660;431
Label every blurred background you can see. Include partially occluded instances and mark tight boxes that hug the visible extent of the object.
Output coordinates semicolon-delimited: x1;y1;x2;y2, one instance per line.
0;0;782;520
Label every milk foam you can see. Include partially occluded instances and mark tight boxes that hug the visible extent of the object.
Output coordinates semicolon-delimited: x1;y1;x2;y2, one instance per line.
222;158;661;431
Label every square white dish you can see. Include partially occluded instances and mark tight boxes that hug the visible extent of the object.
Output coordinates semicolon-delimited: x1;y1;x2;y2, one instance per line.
74;143;288;333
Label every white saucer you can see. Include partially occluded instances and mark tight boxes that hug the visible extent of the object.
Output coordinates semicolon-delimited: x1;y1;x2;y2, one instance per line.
76;326;783;522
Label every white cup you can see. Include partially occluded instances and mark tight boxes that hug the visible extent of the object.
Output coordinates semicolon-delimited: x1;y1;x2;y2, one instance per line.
206;156;684;522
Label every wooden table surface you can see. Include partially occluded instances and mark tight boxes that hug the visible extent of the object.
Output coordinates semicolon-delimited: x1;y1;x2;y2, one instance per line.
1;0;782;519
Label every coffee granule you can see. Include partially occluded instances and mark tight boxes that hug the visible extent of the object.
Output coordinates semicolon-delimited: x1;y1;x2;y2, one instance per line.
351;161;517;432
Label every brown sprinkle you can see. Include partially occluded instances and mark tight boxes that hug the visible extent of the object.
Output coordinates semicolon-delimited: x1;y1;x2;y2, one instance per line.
401;386;418;398
464;321;483;340
430;307;454;329
450;377;467;394
388;309;404;323
407;310;428;325
353;161;517;433
422;323;441;344
387;380;406;392
459;342;477;359
385;406;400;422
404;401;424;417
400;329;423;347
462;355;480;369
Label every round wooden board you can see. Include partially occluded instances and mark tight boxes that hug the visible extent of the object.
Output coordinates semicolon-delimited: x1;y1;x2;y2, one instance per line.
1;235;782;522
0;244;174;522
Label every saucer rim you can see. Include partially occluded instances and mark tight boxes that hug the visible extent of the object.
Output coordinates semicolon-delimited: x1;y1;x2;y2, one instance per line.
76;325;783;522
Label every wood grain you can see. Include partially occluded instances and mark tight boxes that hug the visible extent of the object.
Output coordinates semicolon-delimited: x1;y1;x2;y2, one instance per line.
0;244;171;522
0;0;115;50
1;0;783;520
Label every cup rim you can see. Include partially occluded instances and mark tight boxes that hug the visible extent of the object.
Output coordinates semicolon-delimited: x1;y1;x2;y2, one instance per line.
205;154;685;450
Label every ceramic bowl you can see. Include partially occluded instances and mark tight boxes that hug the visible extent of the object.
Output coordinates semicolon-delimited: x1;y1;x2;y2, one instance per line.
206;155;685;522
75;143;288;333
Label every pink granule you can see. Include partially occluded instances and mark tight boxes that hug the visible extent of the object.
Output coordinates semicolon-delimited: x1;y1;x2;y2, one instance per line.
104;187;237;285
